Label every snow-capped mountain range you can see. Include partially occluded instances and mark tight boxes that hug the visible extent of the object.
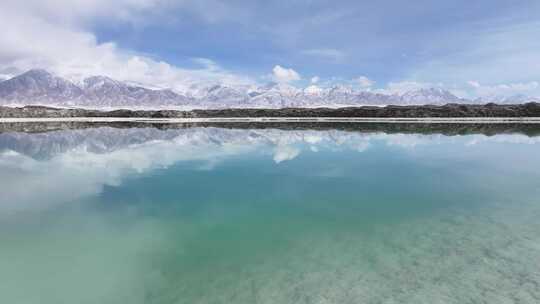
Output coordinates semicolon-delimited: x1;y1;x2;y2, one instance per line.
0;69;537;109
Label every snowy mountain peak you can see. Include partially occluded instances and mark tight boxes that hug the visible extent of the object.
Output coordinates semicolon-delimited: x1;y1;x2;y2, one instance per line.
0;70;191;108
304;85;324;96
262;82;300;94
478;94;540;104
399;88;463;104
0;69;83;104
83;76;123;89
3;69;536;109
19;69;54;79
329;84;354;93
14;69;71;87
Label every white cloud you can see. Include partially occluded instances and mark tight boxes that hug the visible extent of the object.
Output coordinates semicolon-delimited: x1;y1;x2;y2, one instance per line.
354;76;375;88
273;145;300;163
302;48;346;62
0;0;254;92
311;76;320;84
272;65;301;83
304;85;323;95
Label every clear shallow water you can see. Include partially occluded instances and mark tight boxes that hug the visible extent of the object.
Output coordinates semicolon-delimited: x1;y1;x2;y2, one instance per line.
0;125;540;303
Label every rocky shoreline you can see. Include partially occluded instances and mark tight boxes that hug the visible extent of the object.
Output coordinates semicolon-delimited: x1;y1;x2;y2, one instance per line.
2;120;540;137
1;103;540;119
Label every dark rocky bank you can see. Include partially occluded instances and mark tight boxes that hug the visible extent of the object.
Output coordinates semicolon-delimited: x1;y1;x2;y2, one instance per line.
2;121;540;137
1;103;540;118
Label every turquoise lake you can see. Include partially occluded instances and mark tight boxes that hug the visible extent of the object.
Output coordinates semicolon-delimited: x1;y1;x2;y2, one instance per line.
0;124;539;303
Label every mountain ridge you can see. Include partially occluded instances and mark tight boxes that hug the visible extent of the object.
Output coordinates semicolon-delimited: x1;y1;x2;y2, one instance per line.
0;69;537;109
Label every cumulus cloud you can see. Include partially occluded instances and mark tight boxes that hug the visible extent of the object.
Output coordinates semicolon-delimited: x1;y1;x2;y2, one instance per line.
0;0;254;92
273;145;301;163
354;76;375;88
272;65;301;83
311;76;320;84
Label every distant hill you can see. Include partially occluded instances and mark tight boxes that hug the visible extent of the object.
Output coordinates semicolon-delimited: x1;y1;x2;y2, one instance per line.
0;69;471;109
0;69;538;109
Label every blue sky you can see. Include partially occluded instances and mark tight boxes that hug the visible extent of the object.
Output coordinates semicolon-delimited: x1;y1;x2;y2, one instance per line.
1;0;539;97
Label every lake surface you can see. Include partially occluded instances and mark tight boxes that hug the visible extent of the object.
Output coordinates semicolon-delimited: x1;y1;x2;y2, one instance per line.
1;123;540;303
